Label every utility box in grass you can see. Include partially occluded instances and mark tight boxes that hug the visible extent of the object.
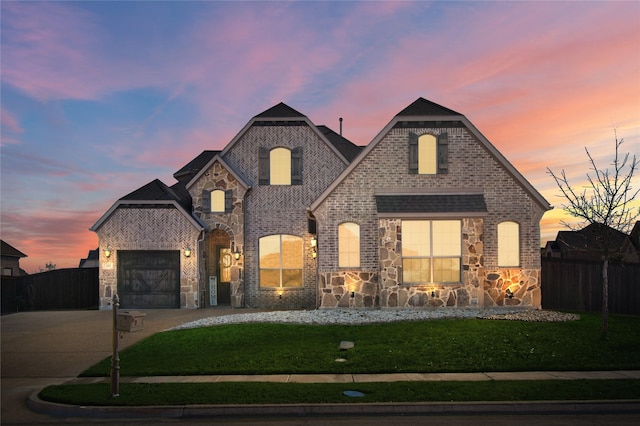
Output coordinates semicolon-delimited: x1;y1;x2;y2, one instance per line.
116;311;146;332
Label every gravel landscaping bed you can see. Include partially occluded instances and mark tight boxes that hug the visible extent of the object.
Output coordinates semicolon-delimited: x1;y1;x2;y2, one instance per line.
170;308;579;330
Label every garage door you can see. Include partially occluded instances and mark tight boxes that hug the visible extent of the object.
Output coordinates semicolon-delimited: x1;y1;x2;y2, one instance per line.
117;251;180;309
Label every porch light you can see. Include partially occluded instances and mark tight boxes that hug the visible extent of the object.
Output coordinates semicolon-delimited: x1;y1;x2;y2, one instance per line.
232;242;242;260
104;247;112;258
184;247;192;257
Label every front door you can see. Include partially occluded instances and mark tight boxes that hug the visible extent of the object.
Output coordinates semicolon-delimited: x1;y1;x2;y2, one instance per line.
217;246;231;305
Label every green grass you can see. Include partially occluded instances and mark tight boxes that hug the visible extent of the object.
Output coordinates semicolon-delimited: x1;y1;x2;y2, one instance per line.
40;380;640;406
40;312;640;406
81;312;640;377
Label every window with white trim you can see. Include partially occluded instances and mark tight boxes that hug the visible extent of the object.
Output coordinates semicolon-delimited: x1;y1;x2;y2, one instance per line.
259;234;303;288
402;220;461;283
498;221;520;267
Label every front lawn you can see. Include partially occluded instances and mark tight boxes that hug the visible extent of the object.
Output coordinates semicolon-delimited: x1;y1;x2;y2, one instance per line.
81;312;640;376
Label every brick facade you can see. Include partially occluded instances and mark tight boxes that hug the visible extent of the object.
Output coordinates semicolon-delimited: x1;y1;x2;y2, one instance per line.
92;98;549;310
94;207;201;309
312;126;547;308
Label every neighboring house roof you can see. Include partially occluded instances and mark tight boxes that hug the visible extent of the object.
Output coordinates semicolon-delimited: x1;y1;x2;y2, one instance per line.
173;150;220;182
557;223;630;253
310;97;552;212
79;248;99;268
375;194;487;216
316;125;363;163
1;240;27;258
220;102;352;166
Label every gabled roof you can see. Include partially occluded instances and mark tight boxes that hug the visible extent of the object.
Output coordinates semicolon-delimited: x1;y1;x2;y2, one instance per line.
174;150;219;182
185;153;251;191
90;179;204;232
1;240;27;258
316;125;363;163
396;98;462;116
255;102;306;118
310;97;551;212
219;102;351;166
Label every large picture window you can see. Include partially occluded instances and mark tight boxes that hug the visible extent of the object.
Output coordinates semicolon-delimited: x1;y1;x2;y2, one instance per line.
259;235;303;288
338;222;360;267
402;220;461;283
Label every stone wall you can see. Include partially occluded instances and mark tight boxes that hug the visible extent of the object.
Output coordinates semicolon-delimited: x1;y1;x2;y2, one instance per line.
189;160;247;308
95;206;201;309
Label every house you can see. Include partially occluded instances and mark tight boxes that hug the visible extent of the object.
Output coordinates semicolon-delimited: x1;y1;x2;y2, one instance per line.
543;221;640;263
79;248;99;268
90;98;551;310
1;240;28;277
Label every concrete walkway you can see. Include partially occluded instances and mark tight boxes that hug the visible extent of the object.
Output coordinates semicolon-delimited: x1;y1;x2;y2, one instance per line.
67;370;640;384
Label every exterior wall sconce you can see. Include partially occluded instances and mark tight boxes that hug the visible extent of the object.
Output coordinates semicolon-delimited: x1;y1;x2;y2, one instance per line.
505;288;514;299
310;236;317;259
184;247;192;257
232;242;242;260
104;247;112;258
351;291;355;298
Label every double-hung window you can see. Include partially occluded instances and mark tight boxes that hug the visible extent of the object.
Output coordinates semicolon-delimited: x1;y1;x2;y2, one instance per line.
259;235;303;288
402;220;461;283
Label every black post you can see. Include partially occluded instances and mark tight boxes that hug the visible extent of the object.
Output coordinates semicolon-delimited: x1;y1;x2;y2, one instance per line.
110;294;120;397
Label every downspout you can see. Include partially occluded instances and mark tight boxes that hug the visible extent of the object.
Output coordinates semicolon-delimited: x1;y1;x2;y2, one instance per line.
196;229;206;308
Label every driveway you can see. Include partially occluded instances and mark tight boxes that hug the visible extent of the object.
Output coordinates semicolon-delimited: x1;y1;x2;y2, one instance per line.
0;308;244;424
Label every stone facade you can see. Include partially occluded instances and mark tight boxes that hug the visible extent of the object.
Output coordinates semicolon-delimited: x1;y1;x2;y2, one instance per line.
188;160;247;307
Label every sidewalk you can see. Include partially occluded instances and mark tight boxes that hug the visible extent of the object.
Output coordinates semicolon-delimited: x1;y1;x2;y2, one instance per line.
27;371;640;420
67;369;640;384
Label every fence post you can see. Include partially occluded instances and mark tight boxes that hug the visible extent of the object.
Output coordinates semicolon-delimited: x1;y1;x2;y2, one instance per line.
110;294;120;398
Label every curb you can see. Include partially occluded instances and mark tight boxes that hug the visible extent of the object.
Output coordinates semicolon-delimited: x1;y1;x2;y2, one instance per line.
27;391;640;419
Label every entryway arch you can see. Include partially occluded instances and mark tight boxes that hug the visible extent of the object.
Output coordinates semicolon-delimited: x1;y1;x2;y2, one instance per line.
205;228;231;307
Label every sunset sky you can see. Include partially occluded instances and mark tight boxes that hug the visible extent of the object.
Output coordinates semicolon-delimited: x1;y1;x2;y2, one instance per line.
1;1;639;273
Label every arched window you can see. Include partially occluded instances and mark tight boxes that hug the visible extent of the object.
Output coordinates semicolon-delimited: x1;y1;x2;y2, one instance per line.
338;222;360;267
418;134;437;174
259;235;303;288
498;221;520;267
210;190;225;213
270;147;291;185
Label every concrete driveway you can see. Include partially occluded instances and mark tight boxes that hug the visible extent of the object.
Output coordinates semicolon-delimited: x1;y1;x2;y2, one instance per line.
0;308;242;424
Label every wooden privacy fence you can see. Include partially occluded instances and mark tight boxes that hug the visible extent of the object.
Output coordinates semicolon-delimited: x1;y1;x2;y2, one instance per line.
1;268;98;314
541;258;640;315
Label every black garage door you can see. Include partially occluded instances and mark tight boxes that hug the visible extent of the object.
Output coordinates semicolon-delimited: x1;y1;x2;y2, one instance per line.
117;251;180;309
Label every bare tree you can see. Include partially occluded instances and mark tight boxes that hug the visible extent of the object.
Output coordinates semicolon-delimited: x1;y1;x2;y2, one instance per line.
548;131;639;338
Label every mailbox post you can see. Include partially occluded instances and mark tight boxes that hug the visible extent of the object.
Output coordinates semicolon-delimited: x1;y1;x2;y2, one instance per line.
110;294;145;398
110;294;120;397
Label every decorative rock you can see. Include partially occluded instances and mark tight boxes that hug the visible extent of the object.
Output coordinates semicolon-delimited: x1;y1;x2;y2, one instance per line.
339;341;354;350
